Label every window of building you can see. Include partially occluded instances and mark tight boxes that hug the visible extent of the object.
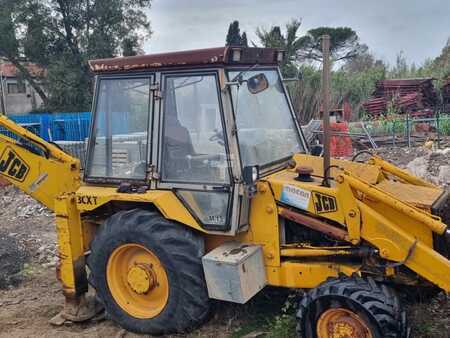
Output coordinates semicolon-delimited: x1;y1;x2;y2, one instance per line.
7;82;26;94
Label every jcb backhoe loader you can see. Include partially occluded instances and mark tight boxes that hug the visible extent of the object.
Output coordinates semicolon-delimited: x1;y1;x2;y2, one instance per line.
1;47;449;338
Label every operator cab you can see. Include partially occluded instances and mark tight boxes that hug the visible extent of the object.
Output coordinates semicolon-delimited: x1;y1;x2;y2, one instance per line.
86;47;307;233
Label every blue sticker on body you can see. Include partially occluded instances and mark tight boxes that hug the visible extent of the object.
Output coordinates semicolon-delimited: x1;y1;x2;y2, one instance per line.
280;185;311;210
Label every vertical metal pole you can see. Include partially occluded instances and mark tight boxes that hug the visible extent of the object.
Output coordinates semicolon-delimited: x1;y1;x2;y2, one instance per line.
436;108;441;149
392;120;395;147
406;113;410;148
322;35;331;187
0;58;6;115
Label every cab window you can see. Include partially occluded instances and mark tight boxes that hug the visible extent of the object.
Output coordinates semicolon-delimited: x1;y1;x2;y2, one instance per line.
161;74;230;184
87;77;151;180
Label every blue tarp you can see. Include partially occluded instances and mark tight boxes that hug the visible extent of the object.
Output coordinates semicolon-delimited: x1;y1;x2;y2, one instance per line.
1;112;91;142
1;111;136;142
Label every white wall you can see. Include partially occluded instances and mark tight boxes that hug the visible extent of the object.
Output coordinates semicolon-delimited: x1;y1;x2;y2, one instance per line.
2;78;44;115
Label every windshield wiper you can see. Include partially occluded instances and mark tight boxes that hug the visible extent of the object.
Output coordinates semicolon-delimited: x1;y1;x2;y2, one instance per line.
230;64;259;83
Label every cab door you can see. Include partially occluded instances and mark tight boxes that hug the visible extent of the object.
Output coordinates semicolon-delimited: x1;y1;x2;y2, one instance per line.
154;71;242;233
85;75;154;184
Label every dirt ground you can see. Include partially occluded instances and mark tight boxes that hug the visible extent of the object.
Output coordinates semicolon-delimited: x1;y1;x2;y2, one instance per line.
0;146;449;337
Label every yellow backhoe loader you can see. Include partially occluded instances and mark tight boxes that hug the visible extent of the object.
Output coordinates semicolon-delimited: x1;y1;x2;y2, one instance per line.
1;47;449;338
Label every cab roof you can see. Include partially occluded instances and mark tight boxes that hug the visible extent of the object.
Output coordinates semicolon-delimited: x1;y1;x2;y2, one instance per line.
89;46;283;74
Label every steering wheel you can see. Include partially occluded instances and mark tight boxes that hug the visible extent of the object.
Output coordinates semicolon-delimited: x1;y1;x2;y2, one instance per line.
209;129;225;146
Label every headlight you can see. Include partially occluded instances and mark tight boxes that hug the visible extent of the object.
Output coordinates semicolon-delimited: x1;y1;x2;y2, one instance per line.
252;167;259;182
243;165;260;185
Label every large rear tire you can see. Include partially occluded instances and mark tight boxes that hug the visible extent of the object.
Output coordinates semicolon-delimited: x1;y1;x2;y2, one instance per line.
296;275;410;338
87;209;210;335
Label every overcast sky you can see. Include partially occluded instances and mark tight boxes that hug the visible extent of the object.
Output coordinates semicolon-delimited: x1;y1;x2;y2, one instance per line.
144;0;450;65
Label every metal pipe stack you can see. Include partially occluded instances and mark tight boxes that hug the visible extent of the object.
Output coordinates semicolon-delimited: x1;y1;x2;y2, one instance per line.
363;78;438;117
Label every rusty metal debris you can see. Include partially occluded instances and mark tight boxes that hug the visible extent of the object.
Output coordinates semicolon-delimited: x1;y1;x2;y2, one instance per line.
443;75;450;112
363;78;438;117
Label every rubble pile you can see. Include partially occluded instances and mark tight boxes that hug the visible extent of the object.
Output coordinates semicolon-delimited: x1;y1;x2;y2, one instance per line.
363;78;438;117
0;186;57;287
0;231;28;289
379;147;450;188
0;186;52;219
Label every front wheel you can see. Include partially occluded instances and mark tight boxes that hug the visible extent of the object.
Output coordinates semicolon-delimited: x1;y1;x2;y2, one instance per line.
296;276;410;338
87;209;210;335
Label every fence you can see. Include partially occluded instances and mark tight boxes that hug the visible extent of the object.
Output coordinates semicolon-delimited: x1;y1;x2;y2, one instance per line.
2;112;91;142
0;111;138;168
0;112;91;168
305;113;450;152
350;113;450;148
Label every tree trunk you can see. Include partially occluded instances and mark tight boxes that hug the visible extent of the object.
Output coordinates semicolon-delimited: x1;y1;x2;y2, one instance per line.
8;58;48;106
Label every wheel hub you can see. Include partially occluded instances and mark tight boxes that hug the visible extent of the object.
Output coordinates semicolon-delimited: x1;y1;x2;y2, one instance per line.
127;264;156;294
317;308;372;338
107;243;169;319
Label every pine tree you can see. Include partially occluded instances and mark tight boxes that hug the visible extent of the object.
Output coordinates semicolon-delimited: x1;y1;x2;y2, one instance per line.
240;32;248;47
226;20;242;46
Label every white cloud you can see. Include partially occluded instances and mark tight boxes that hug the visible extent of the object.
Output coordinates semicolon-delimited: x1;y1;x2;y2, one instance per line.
144;0;450;64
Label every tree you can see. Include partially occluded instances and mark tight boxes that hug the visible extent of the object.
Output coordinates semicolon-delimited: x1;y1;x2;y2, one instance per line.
226;20;248;47
256;19;303;78
240;32;248;47
0;0;152;111
296;27;367;63
0;1;49;106
431;38;450;79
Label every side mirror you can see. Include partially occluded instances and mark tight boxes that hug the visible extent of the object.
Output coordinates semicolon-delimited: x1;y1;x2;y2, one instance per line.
247;73;269;94
310;145;323;157
243;165;259;185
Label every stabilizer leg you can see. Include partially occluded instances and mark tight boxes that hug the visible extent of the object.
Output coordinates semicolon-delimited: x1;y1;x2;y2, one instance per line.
49;195;101;325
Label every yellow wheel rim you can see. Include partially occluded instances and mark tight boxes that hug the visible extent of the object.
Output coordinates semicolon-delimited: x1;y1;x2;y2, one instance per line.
317;308;373;338
107;243;169;319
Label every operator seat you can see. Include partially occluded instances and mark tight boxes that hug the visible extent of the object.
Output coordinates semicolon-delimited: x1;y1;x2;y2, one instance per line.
163;114;195;179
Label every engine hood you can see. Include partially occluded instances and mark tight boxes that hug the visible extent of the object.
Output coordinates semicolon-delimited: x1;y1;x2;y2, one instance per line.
265;153;444;214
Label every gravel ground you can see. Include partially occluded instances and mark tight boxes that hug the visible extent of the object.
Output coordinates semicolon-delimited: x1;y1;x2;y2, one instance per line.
0;231;28;289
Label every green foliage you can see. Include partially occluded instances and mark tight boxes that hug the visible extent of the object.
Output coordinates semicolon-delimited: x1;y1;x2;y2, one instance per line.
438;115;450;135
264;314;297;338
230;289;298;338
333;62;386;116
287;64;321;123
0;0;152;111
226;20;248;47
285;54;385;122
296;27;368;63
241;32;248;48
256;19;303;78
387;41;450;101
255;21;376;121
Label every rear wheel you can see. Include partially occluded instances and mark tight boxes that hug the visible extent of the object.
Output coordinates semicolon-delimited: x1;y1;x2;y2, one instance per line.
87;209;210;334
296;275;409;338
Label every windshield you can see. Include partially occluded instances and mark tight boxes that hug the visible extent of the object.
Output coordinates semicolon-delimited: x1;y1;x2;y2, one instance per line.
228;69;303;169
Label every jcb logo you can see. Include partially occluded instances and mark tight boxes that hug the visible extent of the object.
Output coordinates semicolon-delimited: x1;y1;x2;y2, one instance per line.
0;147;30;182
313;192;337;214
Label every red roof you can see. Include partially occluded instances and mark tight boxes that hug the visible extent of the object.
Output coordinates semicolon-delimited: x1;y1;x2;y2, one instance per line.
0;62;45;78
89;47;282;73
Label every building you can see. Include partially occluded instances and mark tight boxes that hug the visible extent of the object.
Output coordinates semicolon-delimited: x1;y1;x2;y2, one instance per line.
0;60;46;115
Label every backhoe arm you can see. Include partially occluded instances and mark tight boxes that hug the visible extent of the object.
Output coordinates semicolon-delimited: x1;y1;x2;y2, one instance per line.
0;114;81;211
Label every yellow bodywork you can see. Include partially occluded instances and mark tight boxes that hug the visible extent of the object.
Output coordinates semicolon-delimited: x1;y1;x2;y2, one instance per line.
264;153;450;291
1;113;450;308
